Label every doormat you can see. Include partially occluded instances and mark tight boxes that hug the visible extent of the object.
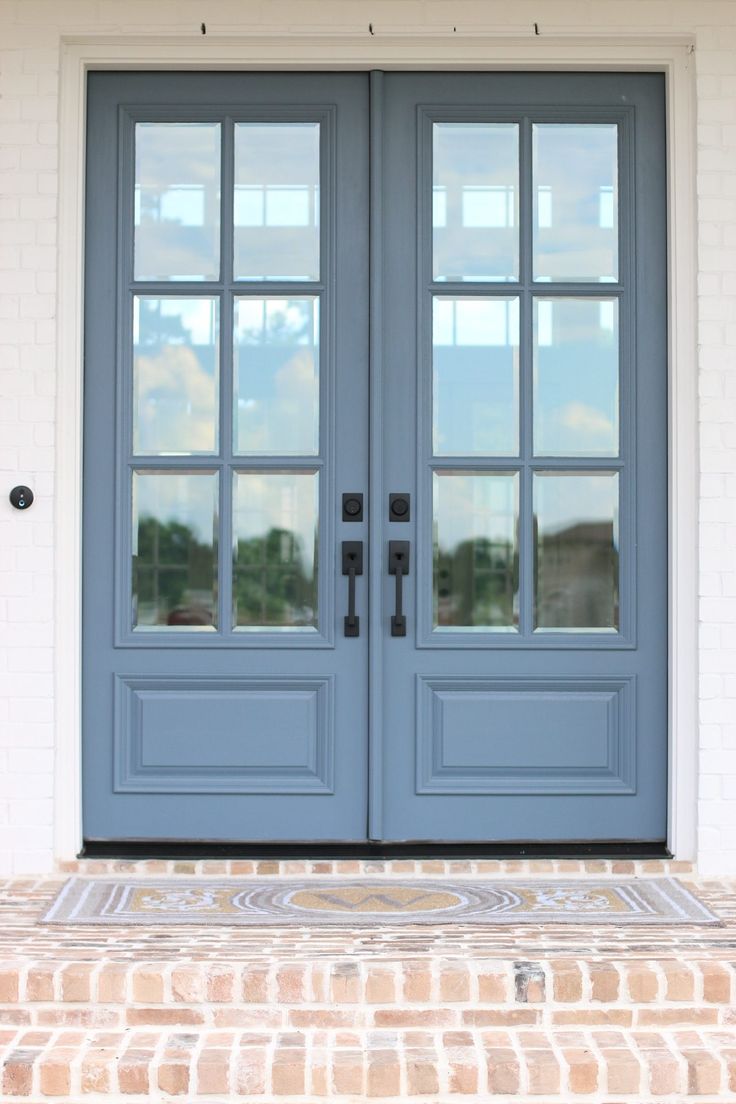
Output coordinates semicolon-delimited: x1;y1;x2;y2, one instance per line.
40;877;720;926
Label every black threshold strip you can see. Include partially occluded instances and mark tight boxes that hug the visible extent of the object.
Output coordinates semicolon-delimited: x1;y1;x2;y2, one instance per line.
81;841;671;860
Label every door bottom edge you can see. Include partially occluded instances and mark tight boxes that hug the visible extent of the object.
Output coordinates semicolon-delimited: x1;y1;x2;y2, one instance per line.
81;839;671;860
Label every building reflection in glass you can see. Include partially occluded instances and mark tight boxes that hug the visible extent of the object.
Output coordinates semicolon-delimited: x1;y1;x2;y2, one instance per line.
134;123;221;281
433;122;519;282
234;123;320;281
534;472;619;630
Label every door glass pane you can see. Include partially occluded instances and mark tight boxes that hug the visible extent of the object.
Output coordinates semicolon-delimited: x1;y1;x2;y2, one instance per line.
433;471;519;631
433;123;519;282
234;124;320;281
132;471;218;630
234;298;319;455
133;297;219;455
233;471;318;630
533;124;618;283
134;123;220;282
534;472;619;631
533;298;618;456
433;297;519;456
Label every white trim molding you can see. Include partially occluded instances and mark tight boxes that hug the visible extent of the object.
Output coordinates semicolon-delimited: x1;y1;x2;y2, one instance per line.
54;33;698;861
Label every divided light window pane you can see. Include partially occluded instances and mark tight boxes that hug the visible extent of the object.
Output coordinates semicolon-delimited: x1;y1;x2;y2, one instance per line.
234;298;319;455
133;297;219;456
234;124;320;281
532;123;619;283
134;123;221;282
534;472;619;631
232;471;319;630
533;298;619;457
433;471;519;631
433;123;519;282
433;297;519;456
132;470;219;630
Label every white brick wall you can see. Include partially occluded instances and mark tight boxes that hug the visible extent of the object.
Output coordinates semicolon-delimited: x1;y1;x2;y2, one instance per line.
1;0;735;873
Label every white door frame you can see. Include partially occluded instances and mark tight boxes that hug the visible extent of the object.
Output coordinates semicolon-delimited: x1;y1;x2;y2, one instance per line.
55;32;698;860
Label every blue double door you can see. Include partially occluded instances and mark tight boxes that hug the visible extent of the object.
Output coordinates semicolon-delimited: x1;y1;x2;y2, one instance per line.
83;71;667;843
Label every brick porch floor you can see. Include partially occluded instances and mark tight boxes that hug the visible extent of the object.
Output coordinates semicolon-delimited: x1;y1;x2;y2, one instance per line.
0;860;735;1100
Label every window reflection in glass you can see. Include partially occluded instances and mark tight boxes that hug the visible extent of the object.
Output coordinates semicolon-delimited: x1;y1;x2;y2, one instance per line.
533;124;618;282
234;124;320;281
134;123;221;281
533;298;618;457
534;472;619;631
133;297;219;456
234;298;319;455
433;471;519;631
132;471;218;630
233;471;319;630
433;123;519;282
433;297;519;456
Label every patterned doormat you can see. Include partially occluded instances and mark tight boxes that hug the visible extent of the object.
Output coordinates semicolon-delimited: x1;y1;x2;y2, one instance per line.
41;877;720;926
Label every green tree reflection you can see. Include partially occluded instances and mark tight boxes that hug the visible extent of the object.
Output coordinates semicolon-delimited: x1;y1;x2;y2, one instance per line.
234;526;316;627
134;517;316;628
435;535;517;628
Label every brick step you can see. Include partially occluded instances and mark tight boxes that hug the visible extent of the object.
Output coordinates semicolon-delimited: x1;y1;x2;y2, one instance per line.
1;957;733;1028
1;1023;735;1099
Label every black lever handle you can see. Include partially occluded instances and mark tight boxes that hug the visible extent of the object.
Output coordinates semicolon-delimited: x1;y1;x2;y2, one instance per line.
342;541;363;637
388;540;410;637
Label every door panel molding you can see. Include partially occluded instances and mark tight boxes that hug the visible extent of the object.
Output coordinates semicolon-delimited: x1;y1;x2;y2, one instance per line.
114;675;334;794
416;675;635;796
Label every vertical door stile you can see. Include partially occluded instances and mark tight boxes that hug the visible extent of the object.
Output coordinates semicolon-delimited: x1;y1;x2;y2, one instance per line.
368;70;385;840
518;115;534;638
218;115;234;636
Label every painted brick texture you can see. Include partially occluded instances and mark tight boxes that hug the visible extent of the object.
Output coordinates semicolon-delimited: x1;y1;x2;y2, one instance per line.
1;0;736;871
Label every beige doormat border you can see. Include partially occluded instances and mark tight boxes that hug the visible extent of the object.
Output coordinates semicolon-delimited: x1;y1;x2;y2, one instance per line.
40;876;721;927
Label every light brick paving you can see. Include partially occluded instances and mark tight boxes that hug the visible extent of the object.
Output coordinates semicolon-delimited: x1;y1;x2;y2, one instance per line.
55;857;696;879
0;874;734;1098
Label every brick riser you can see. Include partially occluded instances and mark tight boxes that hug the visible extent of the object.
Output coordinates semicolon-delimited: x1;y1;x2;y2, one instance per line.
1;957;735;1098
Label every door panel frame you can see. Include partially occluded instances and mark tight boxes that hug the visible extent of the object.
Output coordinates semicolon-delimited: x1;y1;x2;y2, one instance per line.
56;36;697;860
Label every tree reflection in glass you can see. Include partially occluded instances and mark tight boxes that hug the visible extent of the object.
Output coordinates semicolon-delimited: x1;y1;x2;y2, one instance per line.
132;471;218;629
433;472;519;631
233;471;318;630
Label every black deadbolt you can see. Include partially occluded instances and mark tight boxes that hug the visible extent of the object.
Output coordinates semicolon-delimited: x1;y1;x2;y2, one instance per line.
9;485;33;511
389;493;410;522
342;493;364;522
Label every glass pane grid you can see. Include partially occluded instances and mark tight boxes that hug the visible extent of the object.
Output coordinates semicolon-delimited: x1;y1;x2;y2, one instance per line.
428;114;624;640
128;116;325;640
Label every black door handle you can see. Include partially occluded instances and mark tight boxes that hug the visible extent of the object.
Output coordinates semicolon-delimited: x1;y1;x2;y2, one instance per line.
389;540;410;637
342;541;363;637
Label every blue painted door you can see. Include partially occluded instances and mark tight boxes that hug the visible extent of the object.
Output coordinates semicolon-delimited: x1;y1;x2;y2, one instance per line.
83;71;667;844
83;72;370;840
374;72;667;841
